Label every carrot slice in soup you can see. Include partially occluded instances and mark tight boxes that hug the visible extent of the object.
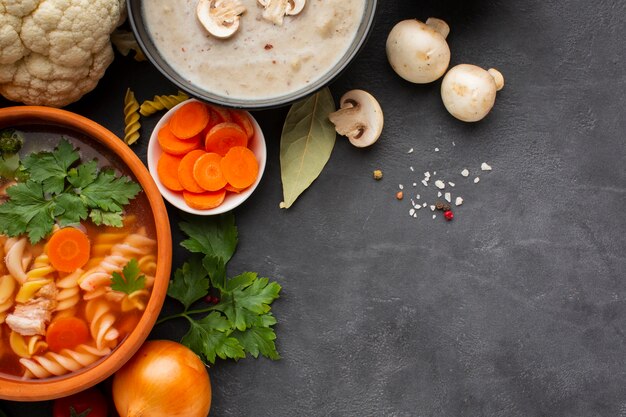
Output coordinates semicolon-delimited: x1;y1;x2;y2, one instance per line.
229;110;255;140
221;146;259;189
158;123;201;155
178;150;207;193
47;227;91;272
46;317;90;352
157;153;184;191
193;152;227;191
169;101;210;139
204;122;248;156
183;189;227;210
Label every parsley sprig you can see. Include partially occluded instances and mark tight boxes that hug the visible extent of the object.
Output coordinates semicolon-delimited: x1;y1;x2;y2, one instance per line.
111;259;146;294
0;139;141;243
158;214;281;363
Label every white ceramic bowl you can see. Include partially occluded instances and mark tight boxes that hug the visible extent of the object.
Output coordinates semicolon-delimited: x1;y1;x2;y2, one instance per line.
147;99;267;215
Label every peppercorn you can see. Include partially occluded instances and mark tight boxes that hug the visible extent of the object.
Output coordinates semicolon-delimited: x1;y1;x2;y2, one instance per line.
373;169;383;180
435;201;445;210
444;210;454;221
442;203;451;211
396;191;403;200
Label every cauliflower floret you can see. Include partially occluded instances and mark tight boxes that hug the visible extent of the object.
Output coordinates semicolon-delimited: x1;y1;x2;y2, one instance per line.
0;0;126;107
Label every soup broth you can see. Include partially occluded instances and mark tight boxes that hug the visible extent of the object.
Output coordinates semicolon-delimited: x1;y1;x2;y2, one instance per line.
143;0;367;100
0;127;157;380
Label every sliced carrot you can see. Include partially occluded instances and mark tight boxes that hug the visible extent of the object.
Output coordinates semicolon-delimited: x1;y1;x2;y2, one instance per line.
47;227;91;272
169;101;210;139
204;122;248;156
157;152;184;191
193;152;227;191
229;110;255;140
225;184;247;194
157;123;201;155
46;317;90;352
183;189;227;210
208;104;233;124
178;150;207;193
221;146;259;189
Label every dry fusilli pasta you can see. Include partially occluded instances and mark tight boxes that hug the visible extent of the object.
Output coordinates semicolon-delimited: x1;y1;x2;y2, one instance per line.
139;91;189;116
123;88;141;145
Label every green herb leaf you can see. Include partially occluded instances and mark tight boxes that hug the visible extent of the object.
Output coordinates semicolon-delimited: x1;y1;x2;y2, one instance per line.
180;213;238;262
0;181;54;242
67;160;98;189
81;169;141;212
202;255;226;291
88;209;124;227
69;406;91;417
54;193;88;226
279;87;336;209
181;312;245;363
232;316;280;360
0;128;24;155
168;256;210;310
217;273;282;331
111;259;146;294
22;138;79;194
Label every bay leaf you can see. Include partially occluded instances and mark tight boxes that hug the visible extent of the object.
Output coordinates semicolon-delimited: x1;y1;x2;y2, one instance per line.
280;87;336;209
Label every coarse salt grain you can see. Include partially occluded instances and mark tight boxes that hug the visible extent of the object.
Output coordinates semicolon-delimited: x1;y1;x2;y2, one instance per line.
422;203;427;208
448;182;455;187
409;208;415;216
416;194;420;199
445;192;451;202
461;169;469;177
408;148;414;154
474;177;480;183
410;166;414;172
438;191;442;197
421;180;428;187
424;172;431;178
399;184;404;190
455;197;463;206
435;147;439;152
435;180;445;189
452;141;456;147
413;182;417;187
430;205;436;211
433;171;437;175
481;162;492;171
432;214;437;219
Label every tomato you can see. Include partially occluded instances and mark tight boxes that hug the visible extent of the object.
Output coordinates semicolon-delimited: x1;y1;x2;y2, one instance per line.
52;387;108;417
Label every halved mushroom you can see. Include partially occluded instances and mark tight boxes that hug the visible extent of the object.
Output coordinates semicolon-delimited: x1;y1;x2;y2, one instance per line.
258;0;306;25
197;0;247;39
328;90;384;148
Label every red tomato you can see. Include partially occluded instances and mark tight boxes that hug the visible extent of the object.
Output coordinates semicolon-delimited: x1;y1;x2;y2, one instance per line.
52;387;108;417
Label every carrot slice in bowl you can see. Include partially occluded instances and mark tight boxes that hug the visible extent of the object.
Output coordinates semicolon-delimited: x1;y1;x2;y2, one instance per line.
205;122;248;156
46;317;90;353
183;189;226;210
221;146;259;189
157;152;184;191
208;104;233;124
158;123;201;155
169;101;210;139
193;152;227;191
178;150;207;193
47;227;91;272
224;184;247;194
229;110;255;140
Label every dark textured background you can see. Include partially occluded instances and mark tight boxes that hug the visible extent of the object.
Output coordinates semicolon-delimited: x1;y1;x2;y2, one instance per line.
2;0;626;416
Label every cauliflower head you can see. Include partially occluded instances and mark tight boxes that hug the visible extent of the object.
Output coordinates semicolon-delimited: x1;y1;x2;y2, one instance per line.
0;0;126;107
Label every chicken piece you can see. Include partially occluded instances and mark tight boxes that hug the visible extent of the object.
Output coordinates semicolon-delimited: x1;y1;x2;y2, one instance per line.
6;283;58;336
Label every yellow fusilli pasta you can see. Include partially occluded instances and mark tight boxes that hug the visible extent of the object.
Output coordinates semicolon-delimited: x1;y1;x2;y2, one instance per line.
139;91;189;117
85;299;119;350
4;237;31;284
9;331;47;358
20;344;111;379
0;274;16;324
15;252;55;303
123;88;141;146
55;269;82;314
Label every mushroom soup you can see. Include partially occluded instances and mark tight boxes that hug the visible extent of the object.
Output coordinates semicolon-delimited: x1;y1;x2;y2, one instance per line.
143;0;367;100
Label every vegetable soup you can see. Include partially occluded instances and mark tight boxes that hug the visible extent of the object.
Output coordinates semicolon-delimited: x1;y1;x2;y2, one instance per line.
0;127;157;380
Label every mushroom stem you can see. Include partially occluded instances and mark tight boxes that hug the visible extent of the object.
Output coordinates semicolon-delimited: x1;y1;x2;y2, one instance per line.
425;17;450;39
488;68;505;91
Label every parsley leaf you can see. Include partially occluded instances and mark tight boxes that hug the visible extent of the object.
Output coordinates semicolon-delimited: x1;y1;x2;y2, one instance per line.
180;213;237;262
0;153;20;179
159;215;281;364
0;140;142;243
111;259;146;294
168;256;210;310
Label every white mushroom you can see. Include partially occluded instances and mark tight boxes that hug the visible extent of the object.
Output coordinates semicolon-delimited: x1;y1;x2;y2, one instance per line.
258;0;306;25
197;0;247;39
386;18;451;84
440;64;505;122
328;90;384;148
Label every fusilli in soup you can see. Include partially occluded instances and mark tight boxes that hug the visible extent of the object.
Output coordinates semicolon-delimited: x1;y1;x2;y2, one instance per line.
0;127;157;379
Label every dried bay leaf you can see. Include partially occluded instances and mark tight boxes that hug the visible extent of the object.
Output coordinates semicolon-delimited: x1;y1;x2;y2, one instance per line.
280;88;336;208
